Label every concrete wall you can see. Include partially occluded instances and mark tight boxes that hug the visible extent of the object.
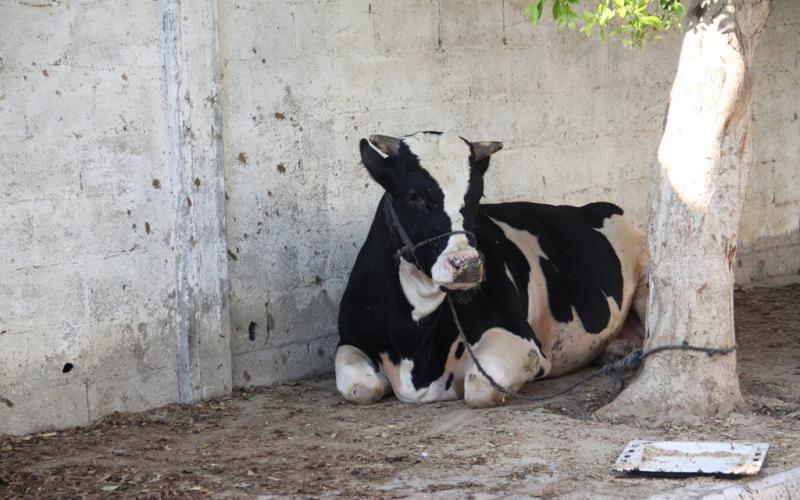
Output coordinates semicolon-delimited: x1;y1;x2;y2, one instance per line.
737;7;800;285
1;0;181;435
1;0;797;435
0;0;231;435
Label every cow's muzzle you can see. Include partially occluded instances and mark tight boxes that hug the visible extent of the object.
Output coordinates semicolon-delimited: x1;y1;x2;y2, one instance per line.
438;249;484;288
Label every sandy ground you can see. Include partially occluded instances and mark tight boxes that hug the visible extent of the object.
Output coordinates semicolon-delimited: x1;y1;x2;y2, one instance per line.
2;284;799;499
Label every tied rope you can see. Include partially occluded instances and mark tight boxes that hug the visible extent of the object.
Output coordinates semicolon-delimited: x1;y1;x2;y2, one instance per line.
382;194;736;403
447;295;735;403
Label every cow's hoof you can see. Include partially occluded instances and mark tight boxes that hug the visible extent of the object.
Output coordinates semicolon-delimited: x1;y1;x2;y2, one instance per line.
464;373;506;408
596;338;635;366
342;382;384;405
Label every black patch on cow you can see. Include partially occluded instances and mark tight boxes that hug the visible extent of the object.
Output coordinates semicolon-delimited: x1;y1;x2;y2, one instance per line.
577;201;624;228
477;215;533;326
480;202;624;334
451;289;476;305
454;342;465;359
445;373;454;391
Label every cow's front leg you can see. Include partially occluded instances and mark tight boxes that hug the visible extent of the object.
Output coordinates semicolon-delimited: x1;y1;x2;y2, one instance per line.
335;344;392;404
464;328;547;408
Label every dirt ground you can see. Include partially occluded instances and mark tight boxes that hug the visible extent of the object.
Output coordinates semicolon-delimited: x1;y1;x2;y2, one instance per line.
2;285;799;499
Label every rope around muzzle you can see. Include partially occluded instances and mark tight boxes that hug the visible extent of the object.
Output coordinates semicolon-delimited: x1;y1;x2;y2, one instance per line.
382;194;476;264
381;192;736;403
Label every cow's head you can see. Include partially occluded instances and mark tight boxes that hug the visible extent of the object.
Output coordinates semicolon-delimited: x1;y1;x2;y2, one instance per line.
360;131;502;290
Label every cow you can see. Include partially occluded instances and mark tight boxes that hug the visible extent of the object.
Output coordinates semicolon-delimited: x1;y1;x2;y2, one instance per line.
335;131;648;408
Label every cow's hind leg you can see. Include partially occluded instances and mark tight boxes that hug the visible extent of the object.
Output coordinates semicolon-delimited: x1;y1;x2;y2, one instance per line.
614;268;649;348
335;345;391;404
464;328;546;408
598;268;648;364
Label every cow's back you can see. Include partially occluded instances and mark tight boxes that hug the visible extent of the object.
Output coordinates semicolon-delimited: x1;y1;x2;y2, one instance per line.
478;202;646;376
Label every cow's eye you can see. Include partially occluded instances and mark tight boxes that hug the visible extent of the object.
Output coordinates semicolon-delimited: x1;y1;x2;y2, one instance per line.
406;192;427;210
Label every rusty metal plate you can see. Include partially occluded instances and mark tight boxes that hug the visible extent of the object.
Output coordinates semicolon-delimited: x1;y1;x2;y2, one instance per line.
614;440;769;477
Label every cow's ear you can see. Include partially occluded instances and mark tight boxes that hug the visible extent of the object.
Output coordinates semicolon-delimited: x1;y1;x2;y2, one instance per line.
472;141;503;174
360;138;395;192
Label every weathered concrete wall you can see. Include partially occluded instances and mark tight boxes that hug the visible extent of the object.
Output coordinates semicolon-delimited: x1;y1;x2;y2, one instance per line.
0;0;179;434
736;4;800;286
1;0;797;434
0;0;231;436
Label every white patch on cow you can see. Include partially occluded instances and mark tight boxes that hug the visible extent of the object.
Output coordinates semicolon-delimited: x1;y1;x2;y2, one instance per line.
402;132;471;231
504;263;519;295
335;345;391;404
463;327;548;408
403;132;474;285
398;257;446;321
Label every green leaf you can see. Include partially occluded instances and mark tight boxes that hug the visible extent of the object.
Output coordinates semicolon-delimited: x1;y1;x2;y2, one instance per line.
640;15;663;27
101;484;119;492
525;0;545;25
564;5;579;20
524;0;686;48
581;21;595;38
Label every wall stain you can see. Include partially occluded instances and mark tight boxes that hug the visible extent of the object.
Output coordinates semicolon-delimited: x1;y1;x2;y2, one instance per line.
152;179;161;189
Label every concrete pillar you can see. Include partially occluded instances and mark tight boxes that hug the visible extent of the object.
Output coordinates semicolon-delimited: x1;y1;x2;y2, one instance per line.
160;0;232;402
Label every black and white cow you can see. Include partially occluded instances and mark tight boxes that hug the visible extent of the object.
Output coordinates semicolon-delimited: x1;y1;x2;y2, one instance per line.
336;131;648;408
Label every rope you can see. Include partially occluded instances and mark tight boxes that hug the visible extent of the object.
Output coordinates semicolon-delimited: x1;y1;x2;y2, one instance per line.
446;294;735;403
382;192;737;404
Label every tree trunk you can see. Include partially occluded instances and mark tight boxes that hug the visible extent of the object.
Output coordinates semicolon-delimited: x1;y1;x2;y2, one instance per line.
598;0;775;422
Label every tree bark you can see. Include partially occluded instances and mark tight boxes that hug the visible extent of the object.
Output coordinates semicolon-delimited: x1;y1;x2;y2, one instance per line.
598;0;775;422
